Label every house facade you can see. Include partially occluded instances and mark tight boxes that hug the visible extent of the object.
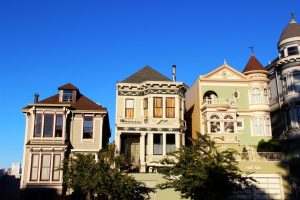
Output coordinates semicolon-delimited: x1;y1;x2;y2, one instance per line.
115;66;188;172
185;57;288;199
20;83;110;196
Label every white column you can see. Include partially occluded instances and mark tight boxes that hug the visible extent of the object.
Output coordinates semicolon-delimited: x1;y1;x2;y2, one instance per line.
140;133;146;172
176;133;181;149
148;132;153;156
182;133;185;146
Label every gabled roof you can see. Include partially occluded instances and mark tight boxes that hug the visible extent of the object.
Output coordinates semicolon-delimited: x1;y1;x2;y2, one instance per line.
121;66;172;83
202;63;248;80
24;83;107;111
242;54;267;73
278;17;300;44
58;83;78;90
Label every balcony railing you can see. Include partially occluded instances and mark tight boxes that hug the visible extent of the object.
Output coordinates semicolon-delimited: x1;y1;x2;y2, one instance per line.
119;117;144;124
237;152;285;161
202;98;236;105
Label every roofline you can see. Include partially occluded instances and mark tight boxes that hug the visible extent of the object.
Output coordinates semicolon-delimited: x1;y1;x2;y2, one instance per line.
71;110;108;113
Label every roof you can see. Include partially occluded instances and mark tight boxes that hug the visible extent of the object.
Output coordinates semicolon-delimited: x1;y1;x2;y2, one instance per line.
24;83;107;111
58;83;78;90
242;54;267;73
121;66;172;83
278;18;300;44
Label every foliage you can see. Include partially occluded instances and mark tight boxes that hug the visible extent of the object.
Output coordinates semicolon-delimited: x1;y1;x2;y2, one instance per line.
155;134;253;200
63;144;155;200
257;138;283;152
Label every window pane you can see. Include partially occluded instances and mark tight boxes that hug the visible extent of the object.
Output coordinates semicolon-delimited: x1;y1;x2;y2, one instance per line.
210;122;220;133
52;155;61;181
40;155;51;181
166;134;175;153
34;114;42;137
225;122;234;133
43;114;54;137
83;116;93;139
55;115;63;137
252;88;261;104
154;97;163;118
144;98;148;118
153;134;163;155
288;46;299;56
30;154;39;181
166;97;175;118
63;90;73;101
125;99;134;118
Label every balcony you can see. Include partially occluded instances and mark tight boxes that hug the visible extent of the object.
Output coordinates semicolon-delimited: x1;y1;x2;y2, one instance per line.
201;98;236;111
118;117;145;124
208;133;239;143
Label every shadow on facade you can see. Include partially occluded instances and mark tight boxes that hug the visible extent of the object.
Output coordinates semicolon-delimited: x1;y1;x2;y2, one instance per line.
0;175;20;200
19;188;61;200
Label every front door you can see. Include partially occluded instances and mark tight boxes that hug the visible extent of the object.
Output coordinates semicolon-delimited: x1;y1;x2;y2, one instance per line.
124;135;140;164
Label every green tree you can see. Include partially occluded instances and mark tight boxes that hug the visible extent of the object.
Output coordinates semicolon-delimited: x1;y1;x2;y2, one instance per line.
63;144;154;200
155;134;253;200
257;138;283;152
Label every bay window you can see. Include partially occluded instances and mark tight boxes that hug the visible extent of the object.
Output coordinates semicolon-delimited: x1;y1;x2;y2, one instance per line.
166;134;176;153
143;98;148;118
30;154;39;181
252;88;261;104
40;154;51;181
34;113;64;138
52;154;61;181
293;73;300;92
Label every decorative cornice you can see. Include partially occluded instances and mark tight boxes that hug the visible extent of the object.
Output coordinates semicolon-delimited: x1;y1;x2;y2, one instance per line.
118;88;185;97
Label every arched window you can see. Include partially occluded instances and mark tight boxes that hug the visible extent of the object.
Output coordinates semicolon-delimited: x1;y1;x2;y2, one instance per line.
210;115;220;120
203;91;218;104
252;88;261;104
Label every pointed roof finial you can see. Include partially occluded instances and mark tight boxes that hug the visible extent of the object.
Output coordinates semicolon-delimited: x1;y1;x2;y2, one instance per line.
290;11;296;23
224;58;227;65
248;46;254;55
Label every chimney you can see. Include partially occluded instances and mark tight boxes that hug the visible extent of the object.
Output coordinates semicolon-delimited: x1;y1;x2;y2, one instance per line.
172;65;176;81
34;93;39;103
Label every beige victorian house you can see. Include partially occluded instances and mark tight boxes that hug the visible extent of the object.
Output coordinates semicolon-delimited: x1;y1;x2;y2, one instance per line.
115;66;188;172
20;83;110;197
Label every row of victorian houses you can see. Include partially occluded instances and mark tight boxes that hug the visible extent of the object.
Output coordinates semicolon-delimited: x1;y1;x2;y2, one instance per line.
20;15;300;199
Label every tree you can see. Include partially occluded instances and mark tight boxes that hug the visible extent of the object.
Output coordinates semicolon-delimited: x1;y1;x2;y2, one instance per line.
257;138;283;152
63;144;154;200
155;134;253;200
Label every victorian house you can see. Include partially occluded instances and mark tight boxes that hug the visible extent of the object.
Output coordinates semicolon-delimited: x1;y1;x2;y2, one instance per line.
185;57;287;199
266;14;300;147
115;66;188;172
20;83;110;196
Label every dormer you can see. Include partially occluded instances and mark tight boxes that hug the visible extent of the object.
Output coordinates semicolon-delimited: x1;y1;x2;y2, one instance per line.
58;83;79;103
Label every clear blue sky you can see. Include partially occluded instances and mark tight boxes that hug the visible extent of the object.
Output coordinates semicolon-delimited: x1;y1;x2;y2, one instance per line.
0;0;299;169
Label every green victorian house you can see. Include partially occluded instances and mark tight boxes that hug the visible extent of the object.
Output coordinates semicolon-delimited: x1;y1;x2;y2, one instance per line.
186;55;289;200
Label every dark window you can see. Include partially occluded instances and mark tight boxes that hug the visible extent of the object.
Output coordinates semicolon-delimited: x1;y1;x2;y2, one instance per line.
153;134;163;155
55;115;63;137
287;46;299;56
83;116;93;139
34;113;42;137
166;134;176;153
43;114;54;137
63;90;73;102
280;50;285;58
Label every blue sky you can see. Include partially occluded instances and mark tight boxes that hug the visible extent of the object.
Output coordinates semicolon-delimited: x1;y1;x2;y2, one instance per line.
0;0;299;169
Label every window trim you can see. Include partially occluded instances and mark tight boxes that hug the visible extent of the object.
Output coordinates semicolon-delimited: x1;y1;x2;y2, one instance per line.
153;97;163;118
125;99;134;119
83;116;94;139
52;154;61;181
30;154;40;181
166;97;175;118
40;154;52;181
